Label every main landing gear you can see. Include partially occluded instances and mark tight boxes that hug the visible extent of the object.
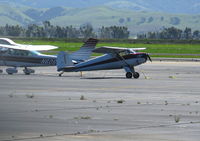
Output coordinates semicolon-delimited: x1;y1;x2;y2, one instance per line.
4;67;35;75
23;67;35;75
124;66;140;79
6;67;18;75
126;72;140;79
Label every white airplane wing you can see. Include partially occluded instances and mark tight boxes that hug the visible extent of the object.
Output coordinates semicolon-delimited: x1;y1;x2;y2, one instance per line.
93;46;146;54
16;44;58;51
0;43;58;51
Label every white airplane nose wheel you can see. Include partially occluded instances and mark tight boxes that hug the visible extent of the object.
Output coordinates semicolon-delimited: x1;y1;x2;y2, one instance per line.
126;72;133;79
133;72;140;79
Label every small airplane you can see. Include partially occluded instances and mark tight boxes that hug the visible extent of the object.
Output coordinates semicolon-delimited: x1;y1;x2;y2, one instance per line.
0;38;98;75
57;46;152;79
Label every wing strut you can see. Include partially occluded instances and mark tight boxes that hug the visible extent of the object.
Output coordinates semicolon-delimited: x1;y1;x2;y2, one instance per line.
114;52;140;79
115;52;132;69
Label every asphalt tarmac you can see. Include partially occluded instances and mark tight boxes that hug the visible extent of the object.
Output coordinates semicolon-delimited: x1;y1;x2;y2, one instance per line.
0;61;200;141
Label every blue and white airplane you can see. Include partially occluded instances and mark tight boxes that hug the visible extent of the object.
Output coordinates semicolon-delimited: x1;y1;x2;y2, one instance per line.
0;38;98;75
57;46;151;79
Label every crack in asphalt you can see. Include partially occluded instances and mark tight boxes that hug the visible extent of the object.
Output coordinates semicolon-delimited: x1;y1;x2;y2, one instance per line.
1;121;200;141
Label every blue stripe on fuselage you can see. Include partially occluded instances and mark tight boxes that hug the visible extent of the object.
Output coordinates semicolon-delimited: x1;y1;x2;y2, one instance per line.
68;53;147;72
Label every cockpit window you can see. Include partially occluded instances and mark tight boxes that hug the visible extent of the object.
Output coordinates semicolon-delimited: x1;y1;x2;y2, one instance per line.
119;49;136;56
119;51;127;56
0;47;8;53
127;49;136;54
3;48;37;57
0;39;11;45
0;38;16;45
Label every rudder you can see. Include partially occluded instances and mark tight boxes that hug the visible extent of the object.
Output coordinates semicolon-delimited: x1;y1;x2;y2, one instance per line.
57;51;73;71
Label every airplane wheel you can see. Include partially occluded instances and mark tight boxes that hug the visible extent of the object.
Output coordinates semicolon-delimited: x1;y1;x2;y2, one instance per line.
59;74;62;77
0;70;3;73
6;68;17;75
133;72;140;79
126;72;132;79
23;68;34;75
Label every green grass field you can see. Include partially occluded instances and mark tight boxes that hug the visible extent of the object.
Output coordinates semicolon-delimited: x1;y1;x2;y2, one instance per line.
15;39;200;58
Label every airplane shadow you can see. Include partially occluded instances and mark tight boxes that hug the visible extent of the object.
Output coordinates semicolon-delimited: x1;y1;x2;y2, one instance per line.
81;77;127;79
36;74;82;78
0;73;128;79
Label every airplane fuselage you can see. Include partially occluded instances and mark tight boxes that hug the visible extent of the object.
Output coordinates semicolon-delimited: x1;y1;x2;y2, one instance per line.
0;37;98;75
0;53;56;67
61;52;148;72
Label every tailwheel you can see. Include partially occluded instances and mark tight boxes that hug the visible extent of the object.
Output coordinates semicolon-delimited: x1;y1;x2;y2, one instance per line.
133;72;140;79
126;72;133;79
59;72;64;77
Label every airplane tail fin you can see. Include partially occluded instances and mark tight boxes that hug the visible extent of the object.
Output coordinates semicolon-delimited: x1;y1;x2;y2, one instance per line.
57;51;73;71
70;38;98;62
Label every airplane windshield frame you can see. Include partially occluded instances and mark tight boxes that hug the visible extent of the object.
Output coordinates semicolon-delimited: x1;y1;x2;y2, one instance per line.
0;38;16;45
0;39;12;45
119;49;135;56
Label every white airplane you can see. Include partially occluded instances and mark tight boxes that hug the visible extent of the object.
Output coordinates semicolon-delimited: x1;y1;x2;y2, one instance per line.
57;46;152;78
0;38;98;75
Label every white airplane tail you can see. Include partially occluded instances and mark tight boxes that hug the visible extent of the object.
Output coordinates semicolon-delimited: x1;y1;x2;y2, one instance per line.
57;51;73;71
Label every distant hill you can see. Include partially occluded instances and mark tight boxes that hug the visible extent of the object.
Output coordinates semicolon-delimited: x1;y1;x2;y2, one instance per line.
3;0;200;14
0;4;33;25
0;4;200;35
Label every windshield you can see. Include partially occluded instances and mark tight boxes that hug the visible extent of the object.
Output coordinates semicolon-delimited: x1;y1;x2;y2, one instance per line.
0;38;16;45
119;49;136;56
1;48;39;57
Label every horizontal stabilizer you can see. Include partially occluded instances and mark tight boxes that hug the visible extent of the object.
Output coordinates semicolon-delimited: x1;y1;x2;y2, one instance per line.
60;66;76;72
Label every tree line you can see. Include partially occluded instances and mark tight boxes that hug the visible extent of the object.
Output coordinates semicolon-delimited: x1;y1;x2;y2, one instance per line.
0;21;130;39
137;27;200;40
1;22;200;40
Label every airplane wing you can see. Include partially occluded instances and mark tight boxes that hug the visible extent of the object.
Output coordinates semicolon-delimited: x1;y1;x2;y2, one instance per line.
17;44;58;51
92;46;146;54
0;43;58;51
